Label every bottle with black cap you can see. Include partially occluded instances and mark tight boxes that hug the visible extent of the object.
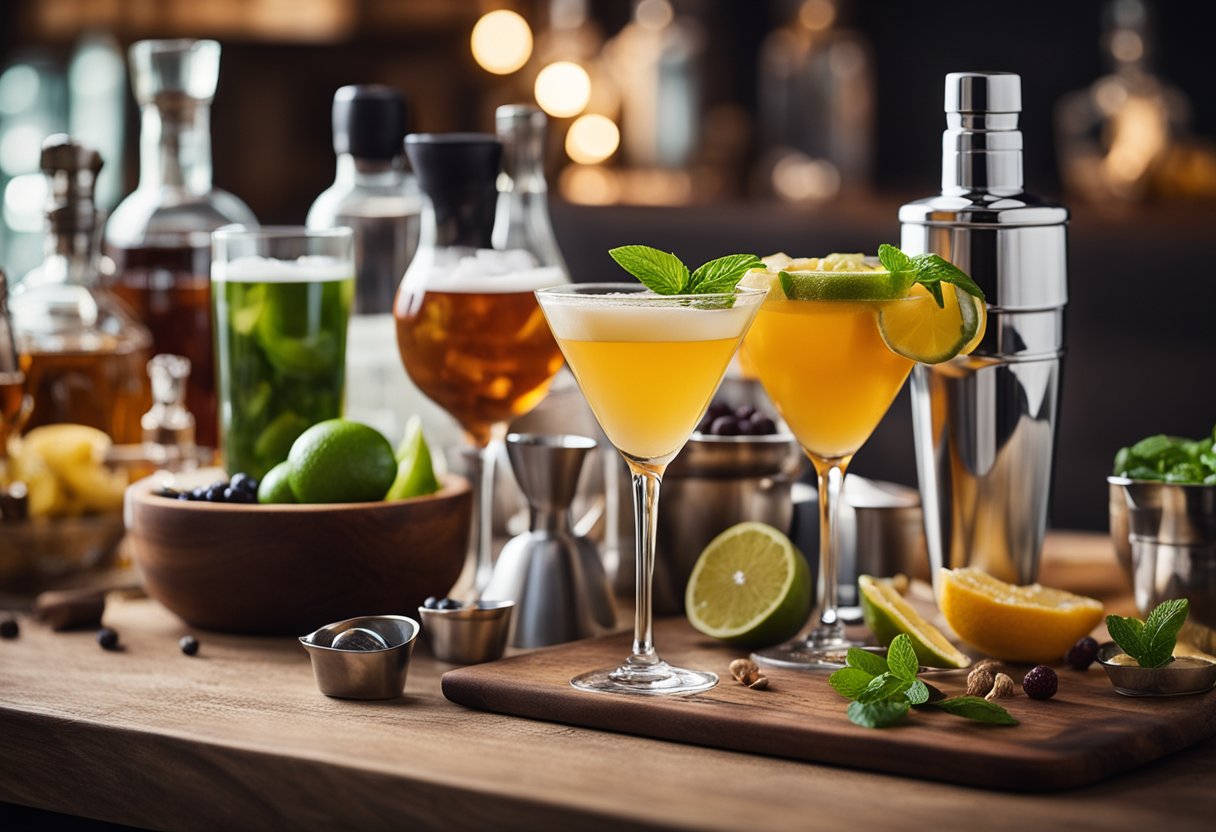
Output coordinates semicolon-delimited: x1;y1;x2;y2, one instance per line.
307;84;421;315
394;133;568;596
307;84;424;443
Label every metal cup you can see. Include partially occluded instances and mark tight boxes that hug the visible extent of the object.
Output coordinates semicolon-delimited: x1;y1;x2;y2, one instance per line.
299;615;420;700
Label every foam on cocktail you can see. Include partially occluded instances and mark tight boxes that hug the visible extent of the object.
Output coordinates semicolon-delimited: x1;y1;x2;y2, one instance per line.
542;296;756;343
408;248;564;293
212;255;354;283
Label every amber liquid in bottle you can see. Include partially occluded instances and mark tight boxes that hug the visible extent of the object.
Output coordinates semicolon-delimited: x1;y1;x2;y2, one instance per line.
0;371;25;451
108;243;214;447
20;342;149;445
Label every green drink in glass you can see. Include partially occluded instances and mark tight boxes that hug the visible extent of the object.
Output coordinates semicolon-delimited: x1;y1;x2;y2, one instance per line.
212;227;355;479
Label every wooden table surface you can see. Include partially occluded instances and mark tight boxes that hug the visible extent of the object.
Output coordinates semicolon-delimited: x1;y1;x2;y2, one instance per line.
1;532;1213;832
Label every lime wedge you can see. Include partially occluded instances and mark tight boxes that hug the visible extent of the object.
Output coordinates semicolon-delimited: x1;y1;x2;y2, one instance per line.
858;575;971;668
877;282;983;364
685;522;812;648
387;415;440;500
780;269;915;302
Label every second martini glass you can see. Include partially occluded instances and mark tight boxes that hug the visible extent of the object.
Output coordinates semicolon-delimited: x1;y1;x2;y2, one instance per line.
536;283;766;695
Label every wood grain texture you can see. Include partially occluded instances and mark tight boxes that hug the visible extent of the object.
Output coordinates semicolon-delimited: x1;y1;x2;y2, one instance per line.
124;473;471;634
2;533;1215;831
442;620;1216;792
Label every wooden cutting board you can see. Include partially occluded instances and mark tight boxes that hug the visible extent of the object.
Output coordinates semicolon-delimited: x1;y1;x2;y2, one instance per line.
442;618;1216;792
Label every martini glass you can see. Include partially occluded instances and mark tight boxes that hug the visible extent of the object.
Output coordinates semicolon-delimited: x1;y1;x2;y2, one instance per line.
741;285;916;669
536;283;766;695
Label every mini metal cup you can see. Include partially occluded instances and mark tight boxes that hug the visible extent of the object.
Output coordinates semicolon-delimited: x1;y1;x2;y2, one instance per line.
299;615;420;700
417;600;514;664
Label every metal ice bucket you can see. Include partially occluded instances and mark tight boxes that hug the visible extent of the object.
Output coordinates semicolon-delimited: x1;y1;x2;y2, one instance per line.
1108;477;1216;653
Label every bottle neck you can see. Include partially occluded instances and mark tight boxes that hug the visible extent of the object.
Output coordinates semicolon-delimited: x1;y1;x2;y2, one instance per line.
420;186;498;249
42;223;100;286
940;112;1024;195
139;98;213;193
499;129;546;195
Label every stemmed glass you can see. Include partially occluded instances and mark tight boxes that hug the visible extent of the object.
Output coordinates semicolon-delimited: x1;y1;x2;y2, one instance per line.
536;284;765;695
740;280;917;668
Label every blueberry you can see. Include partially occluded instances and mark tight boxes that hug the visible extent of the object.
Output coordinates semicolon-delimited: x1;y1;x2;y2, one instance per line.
190;487;207;501
97;627;119;650
1064;636;1099;670
436;598;462;610
1021;665;1058;700
423;596;440;609
750;416;777;435
0;618;18;639
204;484;227;502
177;492;193;501
156;487;180;499
230;473;257;494
734;418;757;436
734;405;756;420
710;416;741;436
180;635;199;656
706;401;731;419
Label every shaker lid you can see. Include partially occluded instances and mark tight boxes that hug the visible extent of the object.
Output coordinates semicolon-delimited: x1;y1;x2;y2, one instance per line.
945;71;1021;114
332;85;409;160
404;133;502;198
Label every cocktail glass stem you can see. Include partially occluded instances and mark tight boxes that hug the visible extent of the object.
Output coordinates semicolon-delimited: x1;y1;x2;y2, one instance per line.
466;437;502;598
619;461;662;674
808;455;850;647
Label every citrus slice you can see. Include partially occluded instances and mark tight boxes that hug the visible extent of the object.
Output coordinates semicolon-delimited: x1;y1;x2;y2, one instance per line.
858;575;971;668
685;522;811;648
938;567;1105;663
877;282;983;364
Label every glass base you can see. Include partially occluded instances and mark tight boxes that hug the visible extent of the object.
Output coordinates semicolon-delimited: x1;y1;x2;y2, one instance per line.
572;660;718;696
751;628;866;671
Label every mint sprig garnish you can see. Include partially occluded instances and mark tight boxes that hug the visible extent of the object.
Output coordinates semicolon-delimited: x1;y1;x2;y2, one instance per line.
609;245;762;296
828;634;1017;729
1106;598;1189;668
877;243;986;309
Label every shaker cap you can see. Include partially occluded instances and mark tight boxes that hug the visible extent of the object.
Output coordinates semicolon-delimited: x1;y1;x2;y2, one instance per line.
945;72;1021;114
332;85;409;160
404;133;502;198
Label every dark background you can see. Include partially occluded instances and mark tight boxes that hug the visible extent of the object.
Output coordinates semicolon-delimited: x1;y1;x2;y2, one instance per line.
3;0;1215;531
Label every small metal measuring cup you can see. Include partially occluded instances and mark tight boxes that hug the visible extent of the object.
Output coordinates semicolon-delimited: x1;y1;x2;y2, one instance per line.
299;615;420;699
417;600;514;664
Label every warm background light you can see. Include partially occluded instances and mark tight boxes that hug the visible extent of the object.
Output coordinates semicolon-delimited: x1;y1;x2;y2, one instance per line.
533;61;591;118
565;114;619;164
471;10;533;75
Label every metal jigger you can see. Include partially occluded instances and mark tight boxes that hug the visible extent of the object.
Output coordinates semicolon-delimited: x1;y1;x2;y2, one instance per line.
483;434;616;648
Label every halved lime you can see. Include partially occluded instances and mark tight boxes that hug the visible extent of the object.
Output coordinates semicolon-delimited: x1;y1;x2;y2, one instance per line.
858;574;970;668
877;282;982;364
685;522;812;648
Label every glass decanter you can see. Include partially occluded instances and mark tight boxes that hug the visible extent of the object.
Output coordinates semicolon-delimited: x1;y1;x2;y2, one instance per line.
104;39;256;450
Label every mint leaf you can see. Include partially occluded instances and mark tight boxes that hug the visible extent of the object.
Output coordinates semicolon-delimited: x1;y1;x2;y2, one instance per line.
608;245;689;295
847;699;910;729
857;672;911;704
1106;614;1146;661
910;253;986;302
932;696;1018;726
828;667;875;700
688;254;762;295
1138;598;1189;668
887;634;919;682
846;647;889;677
905;679;930;705
877;243;913;275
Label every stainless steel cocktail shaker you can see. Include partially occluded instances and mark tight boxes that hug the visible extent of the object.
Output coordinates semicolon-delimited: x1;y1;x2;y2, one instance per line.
900;72;1068;589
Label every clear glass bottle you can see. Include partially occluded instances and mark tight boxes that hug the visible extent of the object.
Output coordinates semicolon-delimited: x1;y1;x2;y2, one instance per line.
104;39;256;451
141;353;196;471
493;105;568;275
10;136;152;444
307;85;424;442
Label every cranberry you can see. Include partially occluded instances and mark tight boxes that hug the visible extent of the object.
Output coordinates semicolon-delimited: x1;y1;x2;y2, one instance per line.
1022;665;1058;700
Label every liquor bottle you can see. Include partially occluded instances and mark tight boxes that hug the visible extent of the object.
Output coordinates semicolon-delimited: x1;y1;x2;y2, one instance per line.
10;136;153;444
900;72;1068;589
307;85;423;441
141;354;196;471
104;39;256;450
0;269;29;485
492;105;568;276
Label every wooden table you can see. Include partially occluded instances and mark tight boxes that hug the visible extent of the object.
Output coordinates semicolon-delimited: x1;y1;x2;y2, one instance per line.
1;532;1212;831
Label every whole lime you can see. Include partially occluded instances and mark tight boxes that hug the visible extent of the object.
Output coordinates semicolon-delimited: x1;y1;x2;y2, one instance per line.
257;461;297;504
286;419;397;503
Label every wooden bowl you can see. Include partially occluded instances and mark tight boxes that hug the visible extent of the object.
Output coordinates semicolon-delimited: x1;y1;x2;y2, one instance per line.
125;474;471;635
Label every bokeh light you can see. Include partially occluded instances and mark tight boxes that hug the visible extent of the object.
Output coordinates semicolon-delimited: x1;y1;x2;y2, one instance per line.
565;114;620;164
471;10;533;75
534;62;591;119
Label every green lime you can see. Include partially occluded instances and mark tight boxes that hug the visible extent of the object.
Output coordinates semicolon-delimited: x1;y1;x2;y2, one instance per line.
386;416;440;500
257;461;297;504
287;419;397;504
877;282;983;364
252;410;311;470
779;269;915;301
685;522;811;648
858;574;970;668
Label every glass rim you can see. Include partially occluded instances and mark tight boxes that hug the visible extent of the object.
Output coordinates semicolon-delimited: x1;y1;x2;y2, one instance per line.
534;282;767;302
212;225;354;242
